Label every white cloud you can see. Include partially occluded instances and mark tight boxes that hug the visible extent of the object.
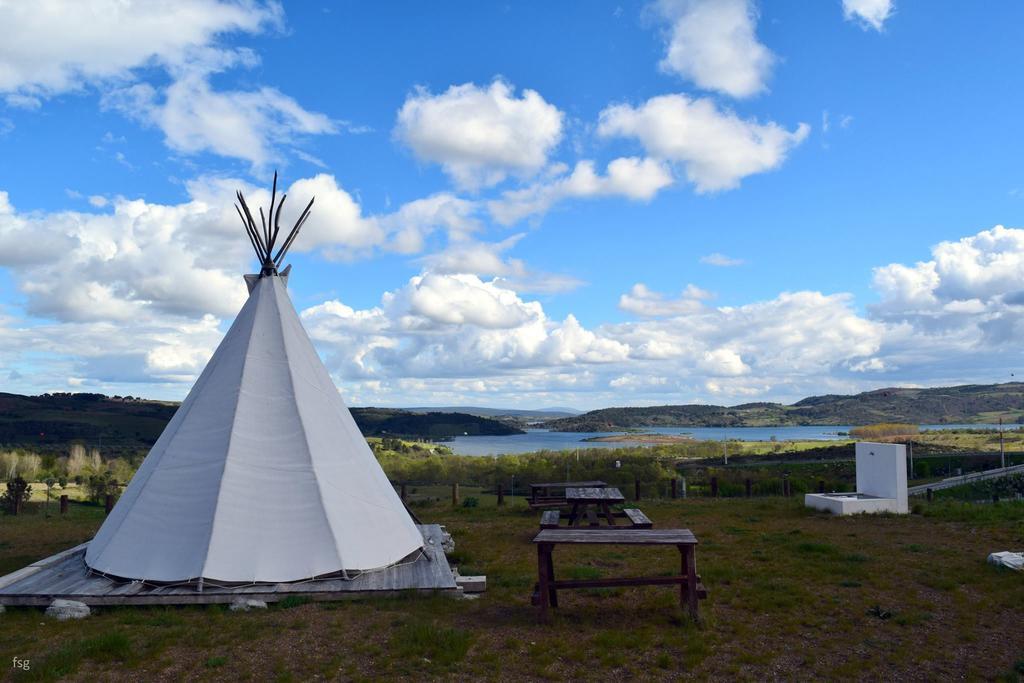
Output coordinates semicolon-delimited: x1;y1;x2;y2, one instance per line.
649;0;775;98
302;273;628;381
0;173;399;325
618;283;709;317
419;234;584;294
871;225;1024;338
104;74;336;169
380;193;481;254
299;275;886;407
842;0;893;31
2;1;336;167
488;157;673;224
598;94;809;192
0;0;281;96
699;348;749;376
395;80;564;190
701;252;745;267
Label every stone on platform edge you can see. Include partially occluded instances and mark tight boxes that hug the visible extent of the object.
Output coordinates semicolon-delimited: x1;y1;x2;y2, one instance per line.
456;575;486;593
45;599;90;620
229;598;268;612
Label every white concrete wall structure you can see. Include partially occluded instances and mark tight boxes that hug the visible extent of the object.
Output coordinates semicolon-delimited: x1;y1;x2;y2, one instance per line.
805;442;908;515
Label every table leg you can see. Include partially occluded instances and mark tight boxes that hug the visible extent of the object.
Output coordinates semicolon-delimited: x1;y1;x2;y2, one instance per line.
601;502;616;526
569;502;581;527
537;543;552;622
683;545;699;620
545;548;558;608
585;506;599;527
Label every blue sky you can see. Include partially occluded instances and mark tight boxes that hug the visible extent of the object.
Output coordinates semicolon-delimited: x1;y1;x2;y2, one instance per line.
2;0;1024;410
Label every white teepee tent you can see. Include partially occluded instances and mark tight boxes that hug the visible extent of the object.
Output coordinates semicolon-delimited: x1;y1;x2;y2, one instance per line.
85;176;423;583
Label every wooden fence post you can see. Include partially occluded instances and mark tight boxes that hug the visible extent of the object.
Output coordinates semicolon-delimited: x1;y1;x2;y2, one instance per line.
926;488;933;502
634;478;641;501
671;478;678;499
818;480;825;494
745;478;752;498
497;483;504;506
452;482;459;506
680;477;687;499
60;495;68;515
105;494;114;514
782;478;790;498
400;482;407;502
710;477;718;498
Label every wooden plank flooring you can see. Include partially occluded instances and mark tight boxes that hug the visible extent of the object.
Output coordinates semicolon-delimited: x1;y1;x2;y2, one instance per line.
0;525;457;606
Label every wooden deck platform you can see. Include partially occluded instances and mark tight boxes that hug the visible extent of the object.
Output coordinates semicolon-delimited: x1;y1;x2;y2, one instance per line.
0;524;457;607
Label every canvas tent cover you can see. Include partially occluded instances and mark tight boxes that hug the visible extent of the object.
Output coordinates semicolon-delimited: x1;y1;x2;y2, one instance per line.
85;274;424;583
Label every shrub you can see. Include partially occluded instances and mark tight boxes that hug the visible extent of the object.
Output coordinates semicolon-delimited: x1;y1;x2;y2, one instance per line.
85;472;118;504
1;477;31;514
461;497;479;508
850;423;919;440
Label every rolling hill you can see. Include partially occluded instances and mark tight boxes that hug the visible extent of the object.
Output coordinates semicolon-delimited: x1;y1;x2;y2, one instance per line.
0;392;522;453
546;383;1024;431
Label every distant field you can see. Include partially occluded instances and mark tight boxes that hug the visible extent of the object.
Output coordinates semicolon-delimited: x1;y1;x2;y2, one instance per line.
1;495;1022;679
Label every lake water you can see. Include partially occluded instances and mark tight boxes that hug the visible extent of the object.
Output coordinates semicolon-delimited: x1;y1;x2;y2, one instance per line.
447;424;1007;456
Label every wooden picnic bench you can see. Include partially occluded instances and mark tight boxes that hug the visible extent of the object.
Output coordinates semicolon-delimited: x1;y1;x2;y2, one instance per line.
565;486;624;526
532;528;707;622
529;481;606;509
538;507;652;529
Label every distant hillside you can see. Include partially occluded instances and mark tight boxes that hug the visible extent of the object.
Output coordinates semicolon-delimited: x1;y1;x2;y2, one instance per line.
546;383;1024;431
402;406;580;419
350;408;523;438
0;392;177;456
0;392;523;451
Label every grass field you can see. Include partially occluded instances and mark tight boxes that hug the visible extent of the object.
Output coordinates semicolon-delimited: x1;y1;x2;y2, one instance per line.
1;495;1023;680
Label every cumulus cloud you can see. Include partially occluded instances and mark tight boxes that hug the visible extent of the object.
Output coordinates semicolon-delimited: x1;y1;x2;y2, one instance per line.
379;193;481;255
417;234;582;294
2;1;335;166
296;274;890;407
618;283;711;317
871;225;1024;341
598;94;809;192
0;0;280;96
649;0;775;98
488;157;673;224
842;0;893;31
302;273;628;382
105;74;337;169
0;174;428;325
395;80;564;190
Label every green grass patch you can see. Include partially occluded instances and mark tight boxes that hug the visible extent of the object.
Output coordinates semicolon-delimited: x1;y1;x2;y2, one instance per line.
391;622;472;669
16;632;131;682
276;595;312;610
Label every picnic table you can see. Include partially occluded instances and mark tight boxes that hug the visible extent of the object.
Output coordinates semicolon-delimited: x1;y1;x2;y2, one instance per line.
532;528;706;622
528;480;606;509
565;486;624;526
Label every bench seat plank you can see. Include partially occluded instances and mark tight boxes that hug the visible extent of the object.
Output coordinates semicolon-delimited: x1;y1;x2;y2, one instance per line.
533;529;695;545
539;510;560;529
623;508;653;528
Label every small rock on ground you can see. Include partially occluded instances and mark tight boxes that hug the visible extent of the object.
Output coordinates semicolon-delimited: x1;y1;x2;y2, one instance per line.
45;599;90;620
229;598;268;612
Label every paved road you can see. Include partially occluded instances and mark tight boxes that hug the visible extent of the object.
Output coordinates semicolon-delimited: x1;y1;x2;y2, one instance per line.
909;462;1024;495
